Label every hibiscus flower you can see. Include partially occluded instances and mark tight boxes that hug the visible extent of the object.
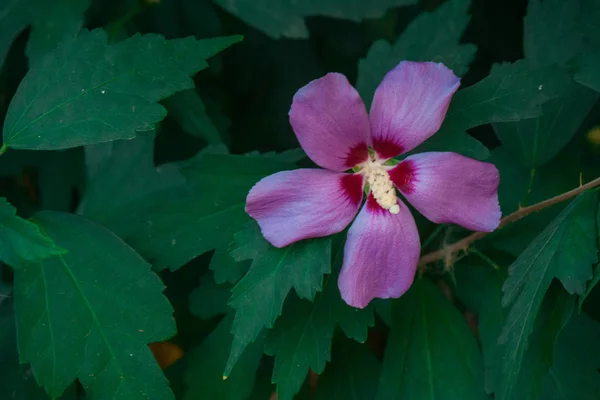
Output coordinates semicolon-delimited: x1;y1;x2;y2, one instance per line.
246;61;501;308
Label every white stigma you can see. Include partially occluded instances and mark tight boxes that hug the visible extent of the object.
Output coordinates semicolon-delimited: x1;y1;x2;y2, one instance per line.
364;163;399;214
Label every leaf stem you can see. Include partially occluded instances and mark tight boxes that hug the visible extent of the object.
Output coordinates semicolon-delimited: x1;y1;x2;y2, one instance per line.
419;175;600;268
0;143;7;156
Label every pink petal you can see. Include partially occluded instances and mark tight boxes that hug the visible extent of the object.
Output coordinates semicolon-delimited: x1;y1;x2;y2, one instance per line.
246;169;364;248
289;73;371;171
369;61;460;159
390;152;501;232
338;194;420;309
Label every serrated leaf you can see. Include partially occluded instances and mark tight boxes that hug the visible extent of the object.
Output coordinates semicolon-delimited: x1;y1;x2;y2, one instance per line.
0;198;65;268
225;222;331;379
213;0;417;39
357;0;476;106
497;192;599;400
313;338;380;400
163;89;224;144
264;240;374;400
184;316;263;400
14;211;176;399
2;29;241;150
357;0;484;159
78;133;185;221
540;313;600;399
376;279;486;400
494;83;598;168
26;0;91;66
438;61;571;139
493;0;599;169
101;153;296;271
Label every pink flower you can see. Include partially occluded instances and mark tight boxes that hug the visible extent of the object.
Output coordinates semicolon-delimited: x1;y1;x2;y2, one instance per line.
246;61;501;308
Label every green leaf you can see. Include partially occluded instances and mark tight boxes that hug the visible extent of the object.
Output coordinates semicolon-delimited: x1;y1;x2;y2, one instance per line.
494;83;598;168
313;338;381;400
438;61;571;138
574;52;600;93
453;261;506;394
26;0;91;66
2;29;241;150
507;287;574;400
0;0;90;70
264;240;374;400
376;278;486;400
524;0;589;68
0;302;77;399
492;0;599;169
213;0;417;39
0;0;32;70
14;211;176;399
225;222;332;379
357;0;476;107
580;264;600;309
163;90;224;144
497;192;599;400
101;152;295;271
189;274;232;320
184;316;263;400
540;313;600;399
210;248;250;285
0;198;65;268
78;133;185;221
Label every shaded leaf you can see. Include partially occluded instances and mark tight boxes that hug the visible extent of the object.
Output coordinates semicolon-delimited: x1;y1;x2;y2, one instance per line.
438;61;571;138
264;239;374;400
14;211;176;399
184;316;263;400
102;152;295;271
0;0;33;70
0;198;65;268
540;313;600;399
574;52;600;94
78;133;185;221
313;338;380;400
163;89;224;144
494;83;598;168
210;248;250;285
493;0;599;169
453;261;506;394
376;279;486;400
497;192;599;400
3;29;241;150
189;273;232;320
26;0;91;66
213;0;417;39
225;222;331;378
0;301;77;399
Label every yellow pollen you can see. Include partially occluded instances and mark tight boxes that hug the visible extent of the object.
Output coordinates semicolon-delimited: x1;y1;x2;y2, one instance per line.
364;163;399;214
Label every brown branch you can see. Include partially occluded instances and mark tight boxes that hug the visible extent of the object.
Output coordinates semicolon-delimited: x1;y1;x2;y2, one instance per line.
418;176;600;268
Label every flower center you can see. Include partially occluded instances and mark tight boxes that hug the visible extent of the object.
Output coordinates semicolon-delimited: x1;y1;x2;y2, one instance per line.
362;162;400;214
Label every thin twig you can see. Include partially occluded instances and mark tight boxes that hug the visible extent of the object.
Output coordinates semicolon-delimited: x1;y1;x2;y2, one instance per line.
419;176;600;267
